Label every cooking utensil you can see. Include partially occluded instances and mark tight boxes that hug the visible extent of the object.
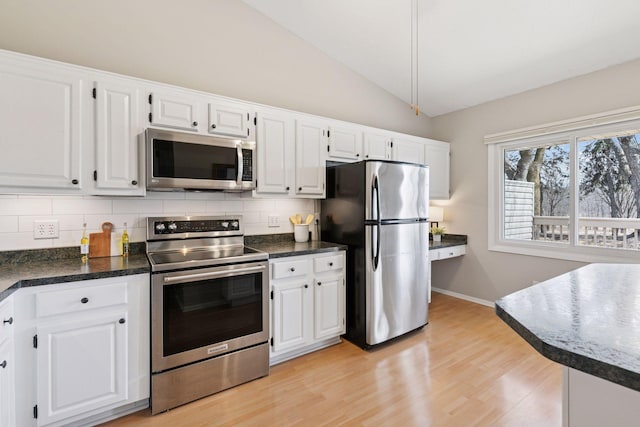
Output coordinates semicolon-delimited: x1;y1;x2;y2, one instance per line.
305;214;314;225
89;222;113;258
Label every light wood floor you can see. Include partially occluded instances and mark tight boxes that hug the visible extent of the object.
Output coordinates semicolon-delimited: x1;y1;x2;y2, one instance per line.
102;293;561;427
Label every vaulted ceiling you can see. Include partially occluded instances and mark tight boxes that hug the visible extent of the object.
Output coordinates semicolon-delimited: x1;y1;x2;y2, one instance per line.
242;0;640;117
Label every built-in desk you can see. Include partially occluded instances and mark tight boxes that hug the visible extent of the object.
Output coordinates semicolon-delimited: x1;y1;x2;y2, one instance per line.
428;234;467;302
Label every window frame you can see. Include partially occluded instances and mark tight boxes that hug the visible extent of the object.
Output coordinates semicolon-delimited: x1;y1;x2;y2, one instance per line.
487;106;640;263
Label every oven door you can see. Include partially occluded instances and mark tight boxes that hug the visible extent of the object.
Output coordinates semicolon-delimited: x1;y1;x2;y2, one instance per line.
151;260;268;373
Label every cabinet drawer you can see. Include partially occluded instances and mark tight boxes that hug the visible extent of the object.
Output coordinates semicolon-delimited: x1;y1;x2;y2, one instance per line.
36;282;128;318
272;259;310;280
0;298;13;344
432;245;466;261
314;253;344;273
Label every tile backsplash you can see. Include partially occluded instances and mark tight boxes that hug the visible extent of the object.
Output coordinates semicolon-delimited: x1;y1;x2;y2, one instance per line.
0;192;317;252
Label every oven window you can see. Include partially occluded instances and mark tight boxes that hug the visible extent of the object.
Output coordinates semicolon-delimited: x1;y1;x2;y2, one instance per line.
163;272;262;357
154;139;237;180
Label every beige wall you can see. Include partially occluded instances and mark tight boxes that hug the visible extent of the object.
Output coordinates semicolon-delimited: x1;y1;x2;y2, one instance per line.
0;0;430;136
430;58;640;302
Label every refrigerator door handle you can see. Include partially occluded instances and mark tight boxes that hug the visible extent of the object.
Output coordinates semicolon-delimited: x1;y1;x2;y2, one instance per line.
371;223;381;271
371;174;380;222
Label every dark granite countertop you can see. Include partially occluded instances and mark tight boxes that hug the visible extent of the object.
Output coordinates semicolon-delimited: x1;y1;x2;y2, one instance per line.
429;233;467;250
495;263;640;392
247;240;347;259
0;254;150;300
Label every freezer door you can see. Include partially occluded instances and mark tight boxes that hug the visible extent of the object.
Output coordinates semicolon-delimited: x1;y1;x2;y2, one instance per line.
365;222;429;345
365;161;429;221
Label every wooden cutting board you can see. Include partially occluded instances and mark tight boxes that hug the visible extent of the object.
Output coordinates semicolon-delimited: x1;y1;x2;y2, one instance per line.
89;222;113;258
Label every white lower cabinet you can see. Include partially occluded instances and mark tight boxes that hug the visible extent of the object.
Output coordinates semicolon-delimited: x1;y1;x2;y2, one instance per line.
0;298;15;427
270;251;346;365
13;274;150;427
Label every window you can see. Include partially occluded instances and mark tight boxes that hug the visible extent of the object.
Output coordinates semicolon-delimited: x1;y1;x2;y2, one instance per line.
487;108;640;263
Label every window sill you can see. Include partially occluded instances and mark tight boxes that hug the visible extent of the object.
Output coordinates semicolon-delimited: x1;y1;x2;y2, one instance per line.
489;241;640;264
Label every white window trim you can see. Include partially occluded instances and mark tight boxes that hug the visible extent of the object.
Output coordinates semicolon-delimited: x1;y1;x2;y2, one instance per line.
486;105;640;264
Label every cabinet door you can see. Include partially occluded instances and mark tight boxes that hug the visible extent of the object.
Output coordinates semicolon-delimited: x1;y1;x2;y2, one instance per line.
391;138;425;164
94;79;144;195
150;91;201;132
295;119;326;197
314;276;345;340
363;132;390;160
272;280;312;353
0;61;84;191
256;110;294;195
328;125;362;161
0;338;14;427
424;140;450;200
36;311;128;426
208;102;251;138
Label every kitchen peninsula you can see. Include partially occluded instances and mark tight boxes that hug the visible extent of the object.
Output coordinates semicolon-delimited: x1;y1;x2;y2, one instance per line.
495;263;640;427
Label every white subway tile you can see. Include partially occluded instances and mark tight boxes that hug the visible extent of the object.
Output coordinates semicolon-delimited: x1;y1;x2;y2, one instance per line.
52;199;112;215
113;199;163;214
0;198;52;215
185;192;226;201
0;216;18;233
242;200;275;212
18;215;84;232
205;200;243;213
163;200;206;214
145;191;185;200
84;214;139;232
0;232;53;251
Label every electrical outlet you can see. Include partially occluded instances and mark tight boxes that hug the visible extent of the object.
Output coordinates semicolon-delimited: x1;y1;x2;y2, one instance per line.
268;215;280;228
34;220;59;239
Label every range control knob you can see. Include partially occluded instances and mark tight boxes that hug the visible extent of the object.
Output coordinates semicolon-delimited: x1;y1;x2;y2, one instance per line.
221;221;229;229
168;222;178;231
155;223;166;232
231;221;239;229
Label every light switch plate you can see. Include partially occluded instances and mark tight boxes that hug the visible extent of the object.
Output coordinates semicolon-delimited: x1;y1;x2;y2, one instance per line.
268;215;280;228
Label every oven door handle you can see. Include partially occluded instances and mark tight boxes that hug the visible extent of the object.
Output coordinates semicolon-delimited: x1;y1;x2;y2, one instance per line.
163;264;266;284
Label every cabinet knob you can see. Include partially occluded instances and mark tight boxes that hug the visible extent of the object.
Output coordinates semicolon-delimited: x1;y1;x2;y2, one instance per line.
211;123;217;129
71;179;79;185
317;281;322;286
192;121;198;127
304;284;308;289
356;153;360;157
329;262;333;267
131;180;138;185
0;360;6;369
365;155;369;159
298;187;302;191
286;186;290;191
289;267;295;272
3;317;13;325
119;318;126;324
81;297;89;304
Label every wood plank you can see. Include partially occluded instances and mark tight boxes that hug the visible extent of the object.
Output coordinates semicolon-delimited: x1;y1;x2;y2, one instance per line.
100;293;561;427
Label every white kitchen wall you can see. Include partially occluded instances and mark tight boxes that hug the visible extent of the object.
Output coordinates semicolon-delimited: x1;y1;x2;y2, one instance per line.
0;192;314;251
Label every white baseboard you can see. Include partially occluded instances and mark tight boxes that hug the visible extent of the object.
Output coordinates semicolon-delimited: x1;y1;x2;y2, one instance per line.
432;287;494;307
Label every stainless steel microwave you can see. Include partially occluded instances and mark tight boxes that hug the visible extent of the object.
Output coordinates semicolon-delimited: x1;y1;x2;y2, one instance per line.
145;128;255;192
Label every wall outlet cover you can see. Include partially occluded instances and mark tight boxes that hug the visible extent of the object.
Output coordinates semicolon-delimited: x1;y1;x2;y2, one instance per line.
34;219;59;239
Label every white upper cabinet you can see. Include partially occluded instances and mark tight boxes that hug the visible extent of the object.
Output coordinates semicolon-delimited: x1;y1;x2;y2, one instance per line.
295;118;326;198
255;109;294;195
93;78;145;195
424;139;450;200
327;124;362;161
149;90;201;132
208;101;252;138
363;131;391;160
0;55;85;191
390;137;425;164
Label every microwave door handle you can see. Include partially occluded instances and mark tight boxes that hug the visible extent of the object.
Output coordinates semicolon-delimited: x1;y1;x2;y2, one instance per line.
236;145;243;186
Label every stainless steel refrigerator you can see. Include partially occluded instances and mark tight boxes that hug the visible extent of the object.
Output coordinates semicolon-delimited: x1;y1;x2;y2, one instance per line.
321;160;430;348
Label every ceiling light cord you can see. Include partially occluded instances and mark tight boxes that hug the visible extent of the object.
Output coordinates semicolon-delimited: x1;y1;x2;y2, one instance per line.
410;0;419;116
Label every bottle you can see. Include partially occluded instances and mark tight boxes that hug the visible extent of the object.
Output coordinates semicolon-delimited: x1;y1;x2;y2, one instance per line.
80;223;89;263
122;222;130;258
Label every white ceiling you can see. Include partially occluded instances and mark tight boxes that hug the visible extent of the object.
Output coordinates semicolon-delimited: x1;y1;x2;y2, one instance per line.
242;0;640;117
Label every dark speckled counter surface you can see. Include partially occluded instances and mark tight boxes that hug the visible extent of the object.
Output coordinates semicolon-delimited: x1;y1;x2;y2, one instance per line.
246;239;347;258
495;263;640;392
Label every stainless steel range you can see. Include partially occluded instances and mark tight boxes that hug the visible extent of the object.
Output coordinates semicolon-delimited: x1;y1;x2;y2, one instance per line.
146;215;269;414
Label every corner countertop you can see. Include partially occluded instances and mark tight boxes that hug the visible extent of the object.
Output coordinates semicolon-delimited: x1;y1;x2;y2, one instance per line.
429;233;467;250
495;263;640;392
